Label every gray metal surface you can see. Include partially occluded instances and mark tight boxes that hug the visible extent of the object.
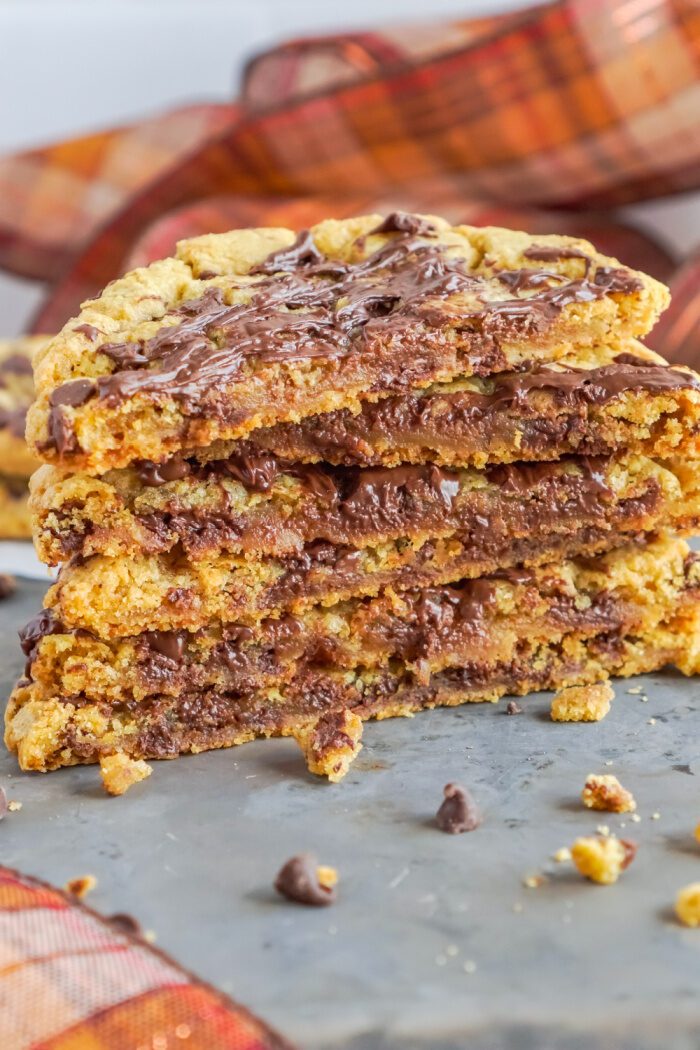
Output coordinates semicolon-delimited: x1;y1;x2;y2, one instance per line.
2;579;700;1049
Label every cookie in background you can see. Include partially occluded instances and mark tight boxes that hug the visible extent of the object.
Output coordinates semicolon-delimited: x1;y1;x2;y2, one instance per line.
0;336;48;539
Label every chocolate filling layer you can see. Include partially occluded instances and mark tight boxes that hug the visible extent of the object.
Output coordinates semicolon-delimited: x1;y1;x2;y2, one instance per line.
31;544;687;702
238;352;700;466
126;456;652;560
54;604;689;764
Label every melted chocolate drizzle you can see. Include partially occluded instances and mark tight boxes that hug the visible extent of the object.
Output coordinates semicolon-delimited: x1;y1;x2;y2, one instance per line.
47;218;646;425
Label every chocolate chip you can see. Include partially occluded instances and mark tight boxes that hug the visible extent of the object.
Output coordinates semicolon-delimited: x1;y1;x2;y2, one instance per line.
0;353;33;375
134;457;191;486
436;782;482;834
620;839;638;870
74;323;102;342
106;912;144;937
0;574;15;600
274;854;337;906
142;630;187;664
506;700;522;715
0;406;28;438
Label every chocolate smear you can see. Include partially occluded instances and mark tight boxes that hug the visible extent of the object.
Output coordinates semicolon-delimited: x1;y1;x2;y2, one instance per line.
369;212;438;237
88;225;634;413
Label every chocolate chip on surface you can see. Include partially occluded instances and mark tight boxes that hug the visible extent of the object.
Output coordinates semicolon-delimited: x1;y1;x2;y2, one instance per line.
506;700;522;715
274;853;338;906
436;782;482;834
107;912;144;938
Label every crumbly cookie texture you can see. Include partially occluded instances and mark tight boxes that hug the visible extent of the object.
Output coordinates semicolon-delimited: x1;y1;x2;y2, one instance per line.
294;710;363;783
675;883;700;926
0;336;47;478
99;753;152;795
27;213;668;474
551;681;614;722
65;874;97;899
29;407;700;568
22;537;700;707
582;774;637;813
8;580;700;774
571;835;637;884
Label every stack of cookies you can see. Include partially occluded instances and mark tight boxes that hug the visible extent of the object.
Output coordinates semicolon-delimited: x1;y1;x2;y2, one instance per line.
8;213;700;786
0;337;48;539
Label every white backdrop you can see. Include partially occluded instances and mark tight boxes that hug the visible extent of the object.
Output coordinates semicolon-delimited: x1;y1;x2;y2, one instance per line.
0;0;698;335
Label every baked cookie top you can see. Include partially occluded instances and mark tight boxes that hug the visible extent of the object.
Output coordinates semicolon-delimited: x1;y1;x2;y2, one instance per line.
27;212;669;474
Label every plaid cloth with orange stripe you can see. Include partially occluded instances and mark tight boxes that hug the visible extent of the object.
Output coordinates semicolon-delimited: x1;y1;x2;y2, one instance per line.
0;866;292;1050
0;0;697;362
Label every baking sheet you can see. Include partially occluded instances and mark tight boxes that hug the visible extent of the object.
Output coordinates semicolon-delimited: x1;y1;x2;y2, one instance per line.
1;579;700;1049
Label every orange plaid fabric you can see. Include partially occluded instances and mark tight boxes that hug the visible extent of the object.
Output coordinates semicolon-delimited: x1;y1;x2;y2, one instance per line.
0;0;694;351
0;867;292;1050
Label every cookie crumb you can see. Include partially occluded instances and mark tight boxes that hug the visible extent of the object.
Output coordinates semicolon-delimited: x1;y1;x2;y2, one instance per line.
294;710;363;783
505;700;522;715
436;782;481;834
7;800;22;812
65;874;97;899
647;718;657;726
550;681;613;722
675;883;700;927
462;959;477;974
582;773;636;813
274;854;338;906
651;811;661;820
570;835;637;884
630;813;642;823
694;822;700;844
552;847;572;863
523;873;547;889
100;753;152;796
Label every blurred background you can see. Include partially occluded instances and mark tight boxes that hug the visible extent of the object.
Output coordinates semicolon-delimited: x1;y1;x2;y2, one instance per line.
1;0;699;343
